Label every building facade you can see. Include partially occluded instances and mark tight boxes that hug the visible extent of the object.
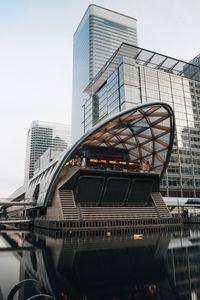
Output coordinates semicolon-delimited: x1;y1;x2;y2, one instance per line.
72;4;138;143
83;43;200;198
24;121;71;181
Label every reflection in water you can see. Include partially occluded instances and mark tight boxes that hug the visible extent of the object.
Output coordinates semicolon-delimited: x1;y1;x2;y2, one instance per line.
0;228;200;299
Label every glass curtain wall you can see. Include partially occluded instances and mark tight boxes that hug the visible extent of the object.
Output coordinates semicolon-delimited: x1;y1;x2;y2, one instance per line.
84;54;200;197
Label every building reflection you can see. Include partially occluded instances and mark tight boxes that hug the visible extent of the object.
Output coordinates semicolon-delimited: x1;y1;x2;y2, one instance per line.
1;229;200;299
167;229;200;300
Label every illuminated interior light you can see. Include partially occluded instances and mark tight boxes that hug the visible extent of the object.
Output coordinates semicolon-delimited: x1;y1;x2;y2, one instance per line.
129;162;136;166
119;161;126;165
109;160;117;164
99;160;107;163
133;234;143;240
89;159;98;163
64;159;73;167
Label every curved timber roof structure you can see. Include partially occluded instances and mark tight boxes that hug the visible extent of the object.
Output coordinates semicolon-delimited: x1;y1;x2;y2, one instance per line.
10;102;175;208
45;102;175;205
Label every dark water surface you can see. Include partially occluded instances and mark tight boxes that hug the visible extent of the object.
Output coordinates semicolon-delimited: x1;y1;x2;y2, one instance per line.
0;227;200;300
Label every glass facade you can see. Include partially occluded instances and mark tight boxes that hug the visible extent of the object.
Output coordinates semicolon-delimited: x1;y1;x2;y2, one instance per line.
24;121;71;182
167;241;200;299
72;5;137;143
83;43;200;198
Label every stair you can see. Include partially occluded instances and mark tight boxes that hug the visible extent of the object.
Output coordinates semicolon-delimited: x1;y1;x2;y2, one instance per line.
59;186;78;220
151;192;171;218
80;206;159;220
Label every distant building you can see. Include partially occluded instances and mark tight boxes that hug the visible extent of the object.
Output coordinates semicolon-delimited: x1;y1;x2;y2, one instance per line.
24;121;71;181
83;43;200;198
72;4;138;143
34;148;63;175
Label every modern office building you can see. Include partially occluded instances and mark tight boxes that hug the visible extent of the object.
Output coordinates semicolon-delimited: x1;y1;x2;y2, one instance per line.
72;4;138;143
83;43;200;198
24;121;71;181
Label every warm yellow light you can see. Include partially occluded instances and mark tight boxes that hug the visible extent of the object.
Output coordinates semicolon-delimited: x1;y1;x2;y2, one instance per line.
109;160;117;164
149;284;157;294
64;159;73;167
89;159;98;163
119;161;126;165
133;234;143;240
100;160;107;163
129;162;136;166
107;231;111;237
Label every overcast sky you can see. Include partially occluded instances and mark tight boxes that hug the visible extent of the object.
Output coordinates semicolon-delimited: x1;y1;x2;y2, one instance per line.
0;0;200;197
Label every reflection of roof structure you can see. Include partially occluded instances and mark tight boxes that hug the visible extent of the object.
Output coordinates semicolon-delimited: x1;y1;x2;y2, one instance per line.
84;43;200;94
3;232;174;300
9;102;174;215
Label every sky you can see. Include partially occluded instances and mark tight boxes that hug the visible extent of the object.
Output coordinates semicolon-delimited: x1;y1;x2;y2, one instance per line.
0;0;200;197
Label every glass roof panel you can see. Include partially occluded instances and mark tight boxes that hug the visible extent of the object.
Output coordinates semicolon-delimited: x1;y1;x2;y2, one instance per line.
143;141;153;150
154;157;162;167
161;132;170;144
126;113;143;123
138;49;152;61
113;123;127;130
141;148;150;157
126;136;137;145
120;128;132;135
158;149;167;161
116;144;125;149
84;44;200;95
125;144;134;150
109;142;117;146
144;154;152;163
140;107;153;113
159;118;170;127
100;142;107;147
155;141;166;151
128;110;143;118
148;116;162;123
108;136;119;142
137;136;148;144
130;148;140;156
150;54;166;65
156;106;168;113
132;126;149;135
140;128;151;136
132;118;148;127
153;127;166;136
162;57;177;69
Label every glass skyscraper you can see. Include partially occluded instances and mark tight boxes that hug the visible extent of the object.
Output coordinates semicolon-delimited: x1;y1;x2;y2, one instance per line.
72;5;137;143
24;121;71;181
83;43;200;198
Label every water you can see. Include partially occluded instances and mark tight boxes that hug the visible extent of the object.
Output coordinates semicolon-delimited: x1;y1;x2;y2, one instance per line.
0;227;200;300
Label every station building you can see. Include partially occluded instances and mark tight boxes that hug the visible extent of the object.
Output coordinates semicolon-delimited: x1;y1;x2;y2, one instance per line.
7;102;176;228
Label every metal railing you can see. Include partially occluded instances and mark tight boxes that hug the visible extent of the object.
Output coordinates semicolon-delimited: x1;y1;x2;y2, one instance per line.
7;279;54;300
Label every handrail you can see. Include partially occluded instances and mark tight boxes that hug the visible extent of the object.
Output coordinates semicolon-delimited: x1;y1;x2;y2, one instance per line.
7;279;46;300
35;214;176;221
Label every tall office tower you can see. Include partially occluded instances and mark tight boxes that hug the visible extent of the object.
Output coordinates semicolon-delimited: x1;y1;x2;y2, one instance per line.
72;4;137;143
24;121;71;181
83;43;200;199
